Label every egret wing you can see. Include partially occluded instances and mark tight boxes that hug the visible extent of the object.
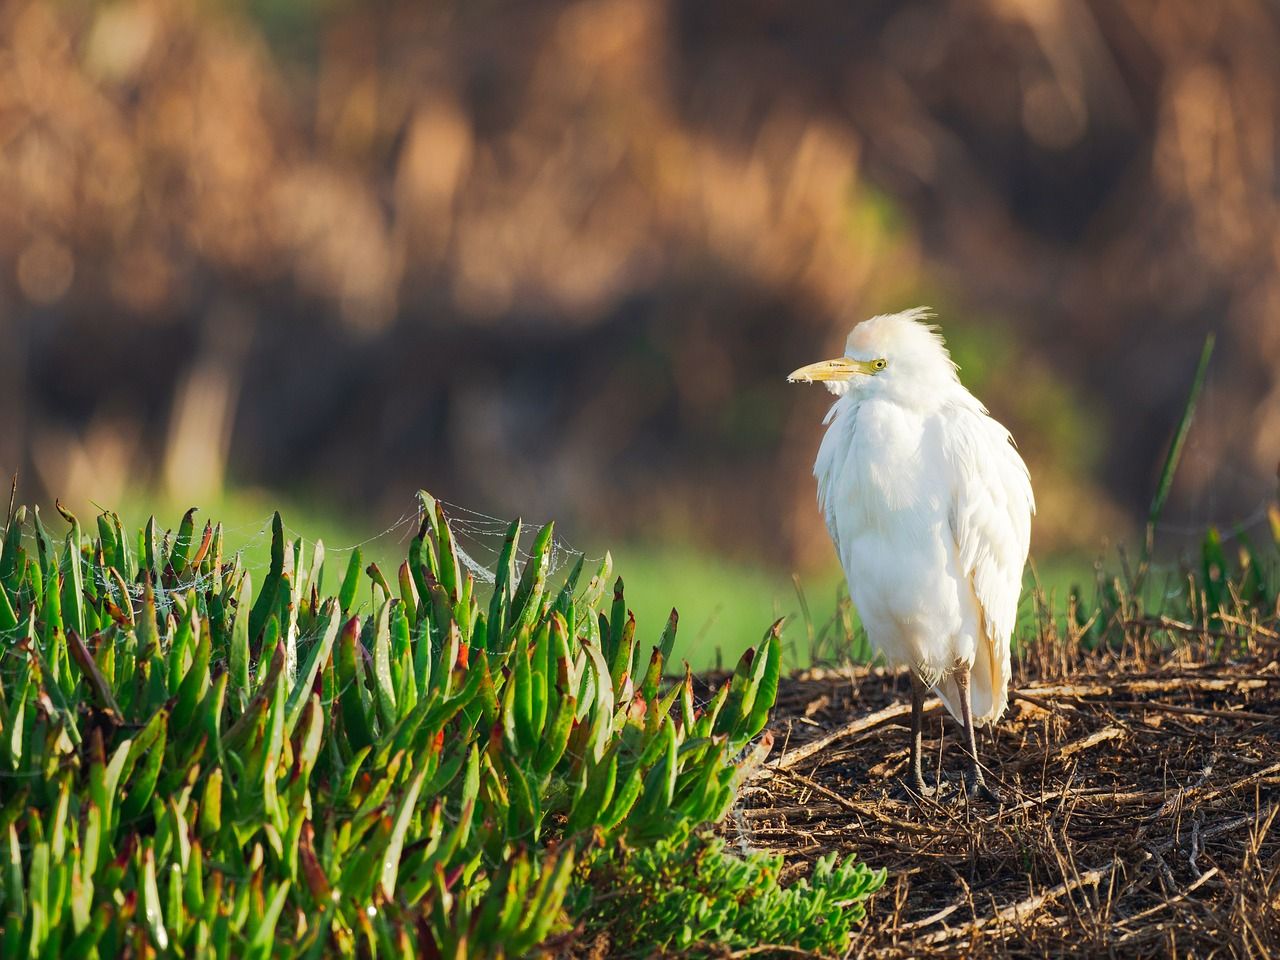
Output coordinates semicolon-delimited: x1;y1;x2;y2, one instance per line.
814;397;858;553
942;402;1035;722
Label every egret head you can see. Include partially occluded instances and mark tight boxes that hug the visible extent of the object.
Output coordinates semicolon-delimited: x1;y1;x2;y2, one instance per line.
787;307;959;400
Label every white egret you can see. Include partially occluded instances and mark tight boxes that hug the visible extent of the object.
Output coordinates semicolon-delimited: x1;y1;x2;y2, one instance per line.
788;308;1034;801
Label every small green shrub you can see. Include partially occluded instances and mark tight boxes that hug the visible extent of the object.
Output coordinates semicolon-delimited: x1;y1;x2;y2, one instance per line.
571;832;885;956
0;490;868;958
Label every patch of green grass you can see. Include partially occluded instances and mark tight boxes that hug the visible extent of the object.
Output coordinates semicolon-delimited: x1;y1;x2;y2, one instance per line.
603;545;845;672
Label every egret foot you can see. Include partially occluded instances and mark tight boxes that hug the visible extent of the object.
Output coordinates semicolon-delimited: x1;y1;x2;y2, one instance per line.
890;774;948;802
966;776;1002;804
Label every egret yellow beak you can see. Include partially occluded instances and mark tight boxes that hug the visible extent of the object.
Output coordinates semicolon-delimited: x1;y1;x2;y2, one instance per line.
786;357;879;383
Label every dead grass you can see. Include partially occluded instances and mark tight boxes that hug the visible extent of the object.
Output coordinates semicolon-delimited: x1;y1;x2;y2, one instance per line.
733;615;1280;958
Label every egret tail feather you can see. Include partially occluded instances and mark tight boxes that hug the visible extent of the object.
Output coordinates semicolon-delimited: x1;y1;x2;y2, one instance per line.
969;630;1010;725
932;674;964;727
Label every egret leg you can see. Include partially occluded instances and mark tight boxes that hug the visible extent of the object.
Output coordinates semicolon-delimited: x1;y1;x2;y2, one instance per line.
954;662;1001;803
908;671;930;796
890;671;942;800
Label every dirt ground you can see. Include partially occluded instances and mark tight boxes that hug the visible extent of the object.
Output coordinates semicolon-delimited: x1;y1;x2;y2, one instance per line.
736;623;1280;958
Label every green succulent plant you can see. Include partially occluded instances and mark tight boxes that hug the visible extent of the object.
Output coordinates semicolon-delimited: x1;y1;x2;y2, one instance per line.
571;832;884;956
0;489;858;958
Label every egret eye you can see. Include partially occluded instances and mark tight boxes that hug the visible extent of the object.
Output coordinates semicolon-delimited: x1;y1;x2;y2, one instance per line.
872;358;888;372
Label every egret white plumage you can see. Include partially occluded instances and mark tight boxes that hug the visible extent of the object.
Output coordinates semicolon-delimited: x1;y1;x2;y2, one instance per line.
788;308;1034;801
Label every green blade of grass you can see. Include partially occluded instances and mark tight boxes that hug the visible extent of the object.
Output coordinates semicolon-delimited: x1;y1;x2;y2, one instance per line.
1144;331;1215;563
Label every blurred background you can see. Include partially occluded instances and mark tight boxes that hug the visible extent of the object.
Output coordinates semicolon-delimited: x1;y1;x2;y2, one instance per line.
2;0;1278;659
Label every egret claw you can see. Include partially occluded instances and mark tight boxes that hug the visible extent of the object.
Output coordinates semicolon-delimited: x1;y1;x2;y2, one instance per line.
890;775;947;802
967;778;1002;805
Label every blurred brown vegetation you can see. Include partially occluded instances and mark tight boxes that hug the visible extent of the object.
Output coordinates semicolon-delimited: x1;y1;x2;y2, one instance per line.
1;0;1277;568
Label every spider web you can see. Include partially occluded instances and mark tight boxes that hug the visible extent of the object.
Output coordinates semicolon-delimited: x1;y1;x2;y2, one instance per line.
0;491;597;648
